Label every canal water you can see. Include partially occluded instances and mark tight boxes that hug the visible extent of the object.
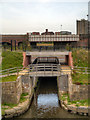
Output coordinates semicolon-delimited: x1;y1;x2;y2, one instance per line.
18;77;88;119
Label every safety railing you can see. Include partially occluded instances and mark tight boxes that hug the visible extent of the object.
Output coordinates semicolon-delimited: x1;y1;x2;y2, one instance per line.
0;66;23;77
0;65;90;77
72;66;90;74
29;64;61;72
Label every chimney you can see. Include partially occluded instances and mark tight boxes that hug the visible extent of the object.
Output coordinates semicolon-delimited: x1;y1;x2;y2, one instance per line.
46;29;48;33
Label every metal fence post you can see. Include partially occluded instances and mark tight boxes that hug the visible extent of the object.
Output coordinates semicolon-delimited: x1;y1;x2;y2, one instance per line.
17;67;19;76
8;69;9;76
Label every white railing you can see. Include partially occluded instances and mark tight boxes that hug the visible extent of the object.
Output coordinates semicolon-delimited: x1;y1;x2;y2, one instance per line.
29;35;79;42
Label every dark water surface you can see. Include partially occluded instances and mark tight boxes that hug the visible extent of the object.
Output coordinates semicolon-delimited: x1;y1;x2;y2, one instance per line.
18;77;88;119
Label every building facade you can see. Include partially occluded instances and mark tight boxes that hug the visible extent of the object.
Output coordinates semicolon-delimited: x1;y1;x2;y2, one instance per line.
88;1;90;21
77;19;90;35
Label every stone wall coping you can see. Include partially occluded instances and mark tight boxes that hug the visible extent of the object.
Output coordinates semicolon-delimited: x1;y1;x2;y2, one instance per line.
72;84;89;86
2;95;32;118
60;99;89;116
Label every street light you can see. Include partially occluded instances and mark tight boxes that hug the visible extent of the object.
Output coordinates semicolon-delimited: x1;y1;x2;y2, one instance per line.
87;14;89;49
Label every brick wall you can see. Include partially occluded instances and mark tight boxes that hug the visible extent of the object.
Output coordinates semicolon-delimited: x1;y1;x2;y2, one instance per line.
77;38;88;47
68;52;73;68
23;52;30;68
2;35;27;47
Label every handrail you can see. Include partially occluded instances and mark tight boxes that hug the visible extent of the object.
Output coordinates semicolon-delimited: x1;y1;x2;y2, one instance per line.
28;64;61;73
0;66;23;72
0;65;90;77
0;66;23;76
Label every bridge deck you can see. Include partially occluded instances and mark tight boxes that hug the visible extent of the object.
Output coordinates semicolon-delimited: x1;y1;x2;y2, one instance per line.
26;51;69;56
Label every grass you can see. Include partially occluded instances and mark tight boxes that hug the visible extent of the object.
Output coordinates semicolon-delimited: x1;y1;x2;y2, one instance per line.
72;72;88;85
61;93;88;107
1;109;5;116
20;93;29;103
2;103;18;108
72;48;88;67
1;75;17;82
71;48;89;84
1;51;23;70
1;103;18;116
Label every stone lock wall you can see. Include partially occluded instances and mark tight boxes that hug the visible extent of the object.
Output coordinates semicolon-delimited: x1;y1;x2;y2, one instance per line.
21;75;38;95
2;75;38;104
21;75;31;94
68;74;88;101
57;75;68;92
70;84;88;101
2;76;22;104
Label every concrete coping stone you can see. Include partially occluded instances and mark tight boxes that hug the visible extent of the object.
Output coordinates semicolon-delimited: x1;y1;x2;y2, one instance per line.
61;99;88;116
3;94;32;118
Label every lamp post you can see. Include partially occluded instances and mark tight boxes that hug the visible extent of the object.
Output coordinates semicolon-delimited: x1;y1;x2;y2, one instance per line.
87;14;90;49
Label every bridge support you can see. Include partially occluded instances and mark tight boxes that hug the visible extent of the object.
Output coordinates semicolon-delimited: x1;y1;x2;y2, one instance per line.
57;75;68;94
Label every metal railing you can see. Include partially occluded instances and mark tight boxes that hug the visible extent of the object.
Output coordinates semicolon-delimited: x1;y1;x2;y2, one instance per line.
0;66;23;77
29;64;61;72
27;64;61;76
0;65;90;77
28;45;89;52
72;66;90;74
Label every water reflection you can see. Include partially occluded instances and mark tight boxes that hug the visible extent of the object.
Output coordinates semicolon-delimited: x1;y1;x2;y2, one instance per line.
37;94;59;108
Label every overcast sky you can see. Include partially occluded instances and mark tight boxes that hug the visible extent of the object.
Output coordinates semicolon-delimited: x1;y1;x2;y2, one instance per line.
0;0;89;34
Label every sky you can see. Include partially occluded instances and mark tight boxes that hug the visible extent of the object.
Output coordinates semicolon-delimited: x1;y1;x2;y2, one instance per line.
0;0;89;34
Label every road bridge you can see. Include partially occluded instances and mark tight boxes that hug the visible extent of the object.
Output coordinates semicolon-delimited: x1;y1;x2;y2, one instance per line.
23;51;73;68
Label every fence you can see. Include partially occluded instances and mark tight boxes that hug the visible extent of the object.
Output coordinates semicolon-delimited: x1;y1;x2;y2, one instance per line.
0;66;23;77
2;44;89;52
0;65;90;77
72;66;90;74
29;64;61;71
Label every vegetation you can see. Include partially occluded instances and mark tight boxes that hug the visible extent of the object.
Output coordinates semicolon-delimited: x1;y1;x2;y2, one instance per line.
1;109;5;116
72;72;88;85
1;75;17;82
2;103;17;108
1;51;23;70
71;48;88;85
20;93;29;103
1;103;18;116
61;93;88;107
72;48;88;67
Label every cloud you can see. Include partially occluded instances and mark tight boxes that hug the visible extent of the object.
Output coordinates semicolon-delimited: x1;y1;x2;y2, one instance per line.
1;1;88;34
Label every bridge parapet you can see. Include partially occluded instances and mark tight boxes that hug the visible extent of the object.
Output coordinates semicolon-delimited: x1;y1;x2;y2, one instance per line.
25;64;72;77
28;34;79;42
27;64;61;77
